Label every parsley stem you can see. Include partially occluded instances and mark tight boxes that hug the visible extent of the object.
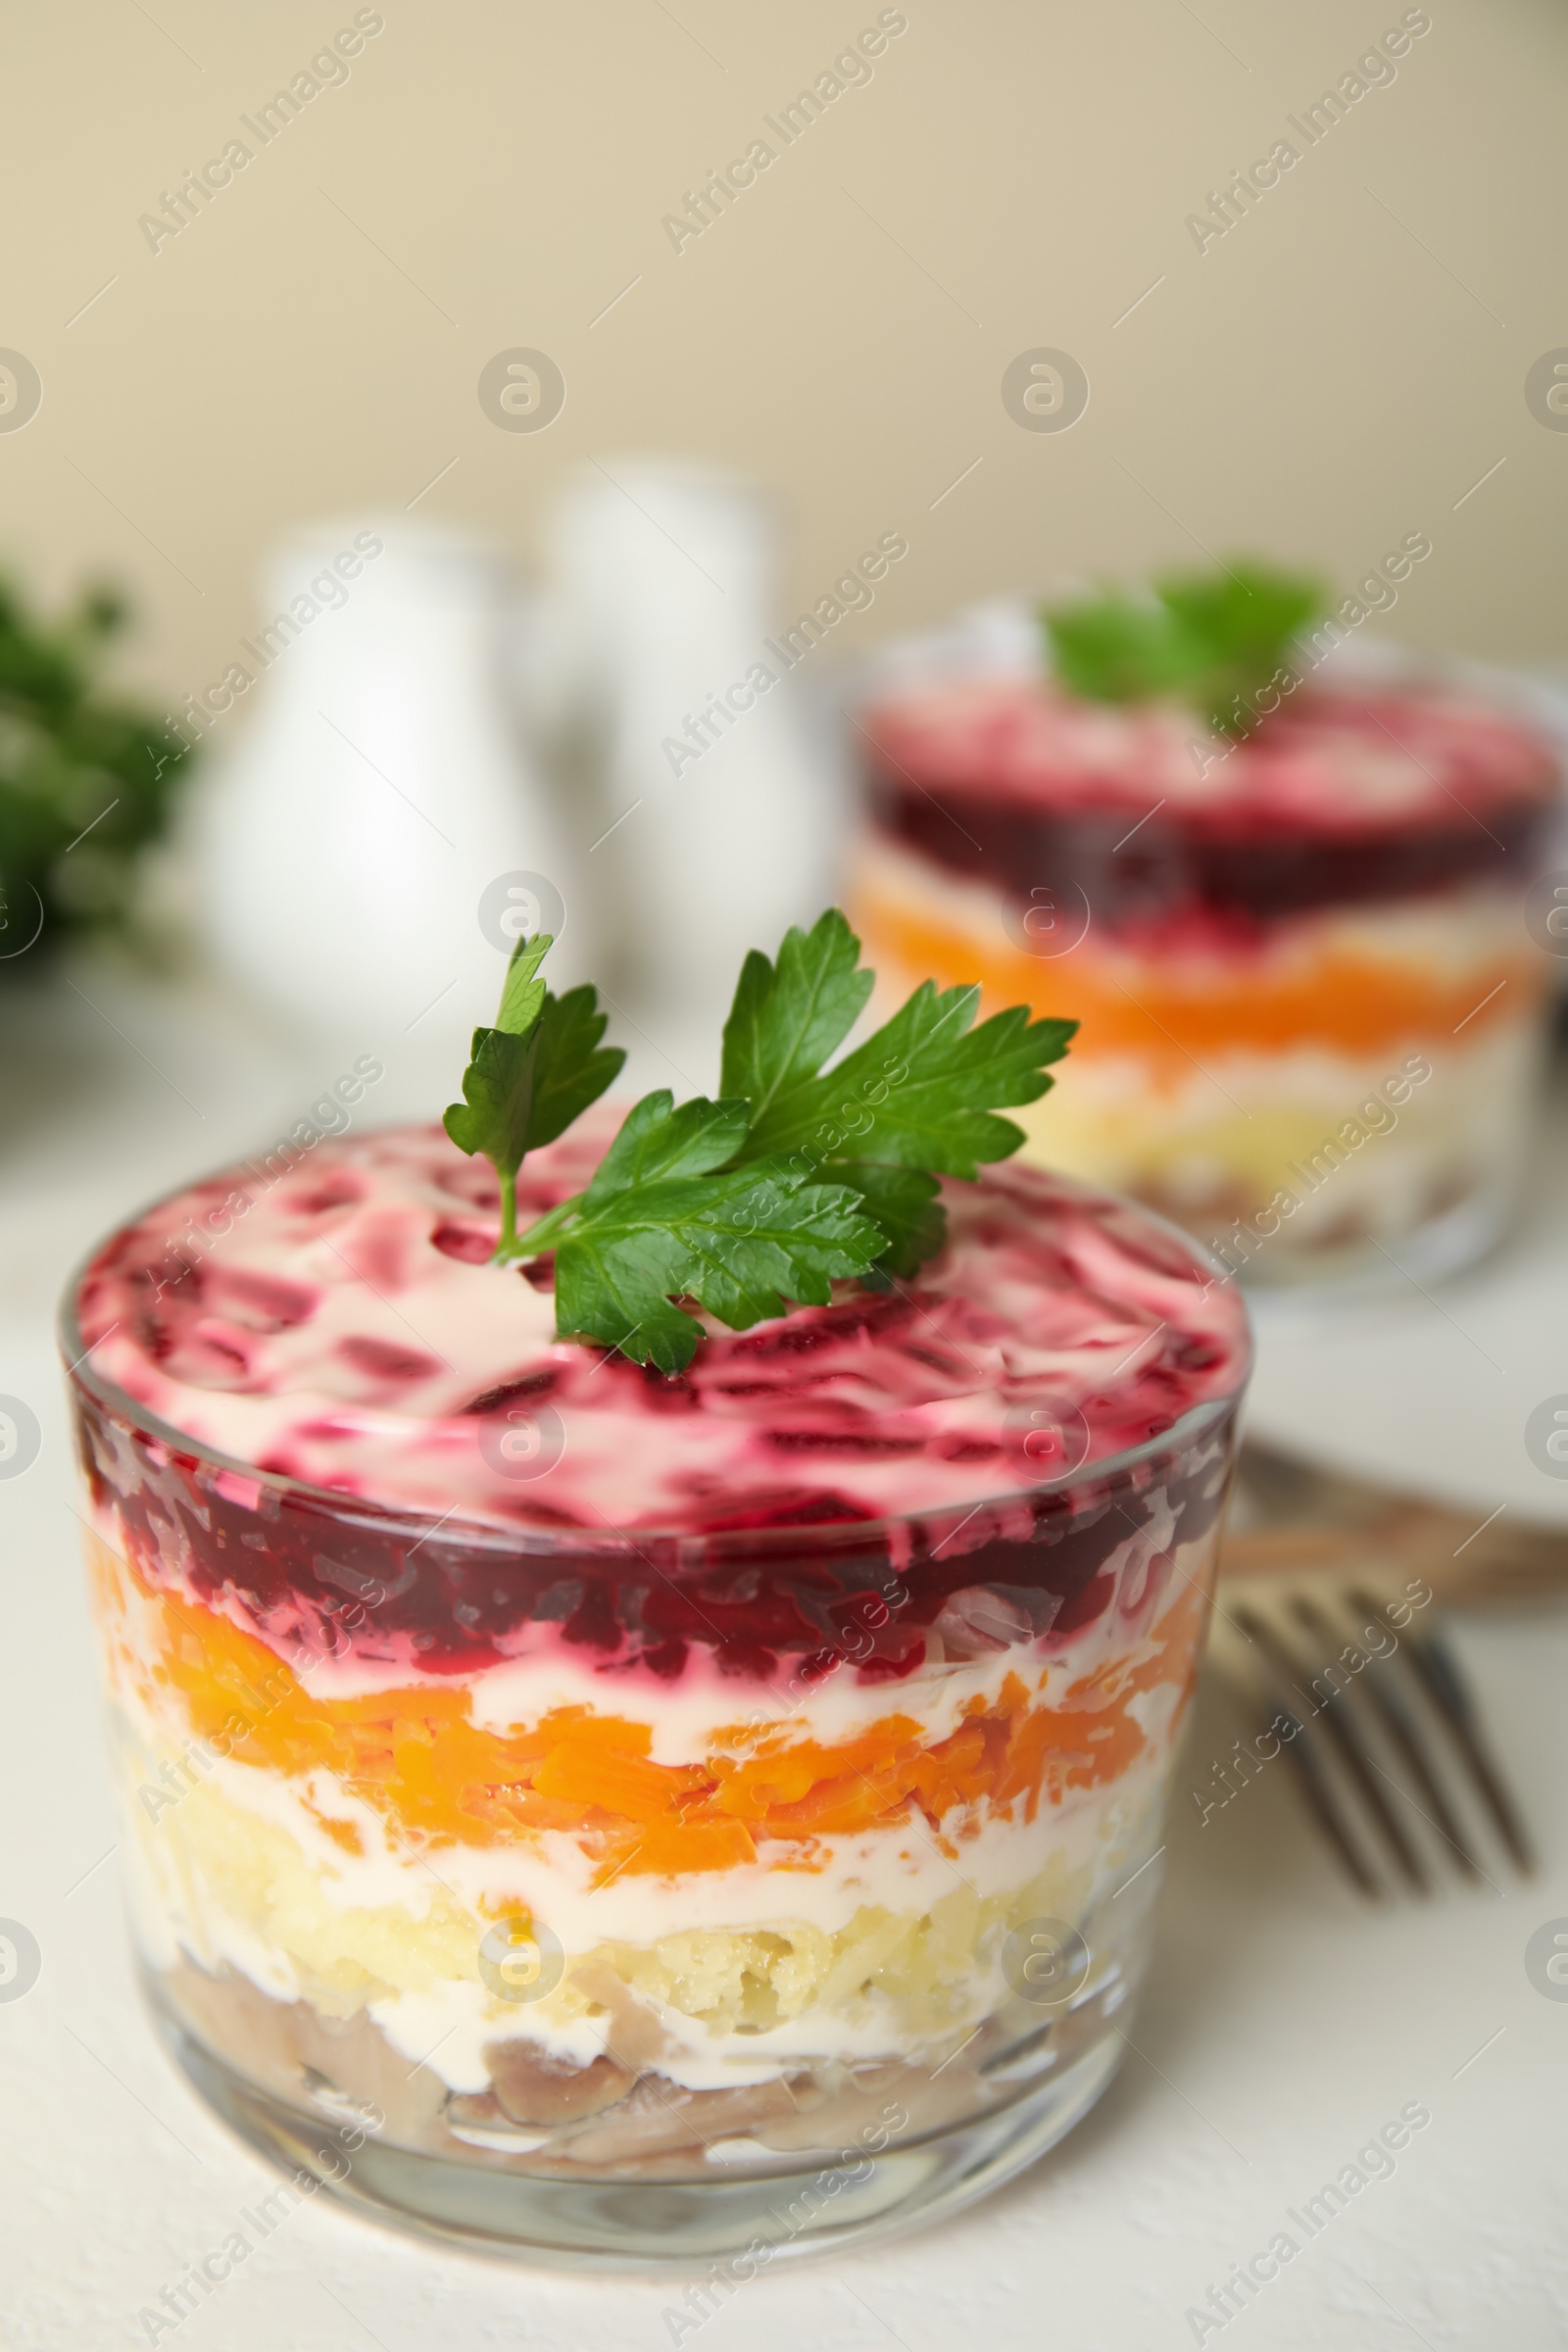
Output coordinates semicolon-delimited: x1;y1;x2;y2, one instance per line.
508;1193;582;1259
496;1167;518;1256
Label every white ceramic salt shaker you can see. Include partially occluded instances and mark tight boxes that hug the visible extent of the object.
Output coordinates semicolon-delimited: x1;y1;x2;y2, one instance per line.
190;519;594;1083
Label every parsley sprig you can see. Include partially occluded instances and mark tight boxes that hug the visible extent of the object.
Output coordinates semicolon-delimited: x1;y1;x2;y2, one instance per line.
1044;559;1323;735
442;934;625;1252
444;910;1075;1371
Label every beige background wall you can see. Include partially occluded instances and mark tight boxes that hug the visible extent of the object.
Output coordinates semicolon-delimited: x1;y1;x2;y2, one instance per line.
4;0;1565;706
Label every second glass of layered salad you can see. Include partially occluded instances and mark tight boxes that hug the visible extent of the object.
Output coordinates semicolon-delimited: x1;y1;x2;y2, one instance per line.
65;915;1249;2266
848;568;1559;1287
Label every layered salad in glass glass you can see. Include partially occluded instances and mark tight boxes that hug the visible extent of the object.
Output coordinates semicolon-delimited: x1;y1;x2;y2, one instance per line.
848;568;1559;1284
65;913;1249;2262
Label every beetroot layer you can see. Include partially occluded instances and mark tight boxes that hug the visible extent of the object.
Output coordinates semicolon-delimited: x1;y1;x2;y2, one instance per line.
858;682;1556;928
72;1374;1235;1683
865;769;1550;930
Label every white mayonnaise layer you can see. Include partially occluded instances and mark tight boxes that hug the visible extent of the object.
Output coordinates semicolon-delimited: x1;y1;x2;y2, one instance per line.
117;1720;1170;2092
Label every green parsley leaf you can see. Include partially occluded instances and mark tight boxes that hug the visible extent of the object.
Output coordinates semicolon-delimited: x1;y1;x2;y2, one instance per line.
495;926;554;1035
551;1200;700;1372
444;907;1074;1364
831;1162;945;1280
722;913;1074;1182
741;982;1073;1178
443;933;623;1255
1156;561;1322;732
582;1090;750;1198
1046;593;1213;706
723;922;1074;1271
523;984;627;1155
442;1027;539;1187
1044;558;1324;734
552;1090;884;1371
720;908;872;1125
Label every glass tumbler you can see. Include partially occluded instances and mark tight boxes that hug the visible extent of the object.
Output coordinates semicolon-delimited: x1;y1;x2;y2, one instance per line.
849;664;1560;1289
64;1267;1248;2268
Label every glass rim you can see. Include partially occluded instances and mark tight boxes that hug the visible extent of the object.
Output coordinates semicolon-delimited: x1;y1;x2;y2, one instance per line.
56;1148;1251;1560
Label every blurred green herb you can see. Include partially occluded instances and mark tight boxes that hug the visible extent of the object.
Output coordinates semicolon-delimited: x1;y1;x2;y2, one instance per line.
1043;560;1324;735
0;572;187;966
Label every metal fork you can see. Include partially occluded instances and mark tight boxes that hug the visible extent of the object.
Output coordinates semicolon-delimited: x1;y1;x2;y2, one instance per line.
1205;1569;1535;1899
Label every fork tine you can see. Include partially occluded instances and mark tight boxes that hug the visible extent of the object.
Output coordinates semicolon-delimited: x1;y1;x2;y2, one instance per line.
1350;1590;1537;1876
1235;1604;1432;1895
1205;1630;1383;1896
1210;1630;1387;1896
1268;1701;1386;1899
1293;1595;1485;1886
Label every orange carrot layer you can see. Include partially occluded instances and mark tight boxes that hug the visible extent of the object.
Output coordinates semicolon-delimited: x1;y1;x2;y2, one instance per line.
91;1538;1206;1881
849;887;1544;1070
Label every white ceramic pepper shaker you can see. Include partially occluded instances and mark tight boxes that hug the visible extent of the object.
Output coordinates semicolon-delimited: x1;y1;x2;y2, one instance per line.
542;462;842;1045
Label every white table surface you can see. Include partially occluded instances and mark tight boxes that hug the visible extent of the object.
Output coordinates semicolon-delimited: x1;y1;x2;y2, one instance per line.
2;958;1564;2351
